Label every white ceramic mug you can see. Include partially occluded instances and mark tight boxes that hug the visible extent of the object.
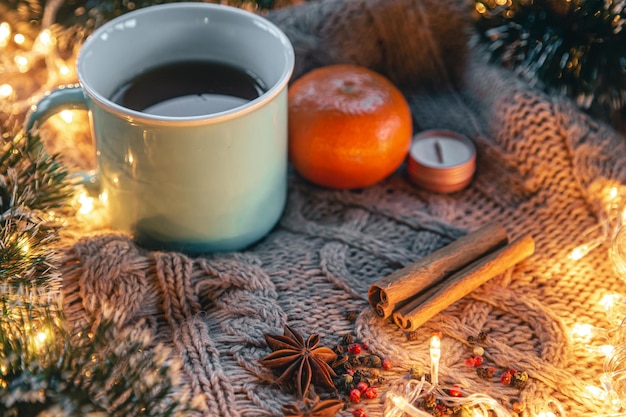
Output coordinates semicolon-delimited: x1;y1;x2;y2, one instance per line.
27;3;295;253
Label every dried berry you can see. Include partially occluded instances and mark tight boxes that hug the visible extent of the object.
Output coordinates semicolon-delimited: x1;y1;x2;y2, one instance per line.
343;334;355;345
464;357;477;367
368;355;382;368
352;408;366;417
348;344;362;355
337;373;353;389
511;371;529;390
477;331;488;343
501;371;512;386
382;359;392;370
512;401;525;413
406;331;420;341
364;387;377;399
409;365;424;379
473;355;485;366
349;388;361;403
477;366;495;379
345;311;358;322
467;335;477;344
356;381;369;393
473;346;485;356
448;385;463;397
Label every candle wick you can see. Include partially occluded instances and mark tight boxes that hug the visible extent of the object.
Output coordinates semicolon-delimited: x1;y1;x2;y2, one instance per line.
434;140;444;164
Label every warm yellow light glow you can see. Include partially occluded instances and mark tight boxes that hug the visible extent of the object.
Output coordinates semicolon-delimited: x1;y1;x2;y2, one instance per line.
13;33;24;45
0;84;13;98
14;55;29;72
17;237;30;254
430;334;441;387
600;293;622;312
586;384;608;401
600;344;616;357
33;329;49;352
59;65;70;76
569;244;591;260
99;190;108;205
77;190;94;215
570;323;595;343
33;29;54;54
386;392;432;417
0;22;11;46
60;109;74;124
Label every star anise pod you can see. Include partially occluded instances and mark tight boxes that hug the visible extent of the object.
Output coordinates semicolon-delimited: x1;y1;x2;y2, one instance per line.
281;396;344;417
260;325;338;397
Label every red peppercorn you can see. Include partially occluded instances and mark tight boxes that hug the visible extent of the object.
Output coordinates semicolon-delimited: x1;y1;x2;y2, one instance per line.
347;369;355;376
357;381;369;393
501;371;512;386
349;388;362;403
362;342;369;350
473;355;485;366
448;385;463;397
348;344;362;355
352;408;366;417
382;358;392;370
364;386;378;399
507;368;518;375
464;357;476;367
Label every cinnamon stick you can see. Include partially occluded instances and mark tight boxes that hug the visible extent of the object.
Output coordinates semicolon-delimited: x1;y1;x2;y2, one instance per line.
367;223;508;318
392;234;535;331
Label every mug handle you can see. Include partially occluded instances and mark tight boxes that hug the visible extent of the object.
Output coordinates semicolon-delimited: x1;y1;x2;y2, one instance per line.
25;84;89;133
25;84;99;190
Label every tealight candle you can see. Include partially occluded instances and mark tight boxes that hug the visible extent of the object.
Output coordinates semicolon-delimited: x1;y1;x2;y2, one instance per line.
407;130;477;193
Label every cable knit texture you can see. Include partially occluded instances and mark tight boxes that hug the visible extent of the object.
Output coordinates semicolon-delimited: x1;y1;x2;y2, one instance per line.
59;0;626;415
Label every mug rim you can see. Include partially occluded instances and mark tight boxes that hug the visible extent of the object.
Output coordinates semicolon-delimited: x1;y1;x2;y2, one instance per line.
77;2;295;126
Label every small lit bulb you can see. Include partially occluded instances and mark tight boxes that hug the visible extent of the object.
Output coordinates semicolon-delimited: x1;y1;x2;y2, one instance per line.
60;109;74;124
14;55;29;73
429;334;441;387
59;65;70;77
0;84;13;98
385;392;432;417
13;33;25;45
600;344;615;357
569;244;591;260
17;237;30;254
77;190;94;215
33;29;54;53
535;412;557;417
570;323;595;344
0;22;11;46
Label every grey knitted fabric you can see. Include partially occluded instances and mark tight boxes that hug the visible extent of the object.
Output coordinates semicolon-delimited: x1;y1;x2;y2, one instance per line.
60;0;626;416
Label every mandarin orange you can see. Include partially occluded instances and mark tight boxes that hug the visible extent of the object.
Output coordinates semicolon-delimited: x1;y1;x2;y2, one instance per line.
288;64;412;189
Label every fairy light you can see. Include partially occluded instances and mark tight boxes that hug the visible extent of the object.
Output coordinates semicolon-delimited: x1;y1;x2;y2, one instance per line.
570;323;597;344
385;391;433;417
13;33;25;45
60;109;74;124
76;189;95;215
14;54;29;73
0;84;13;99
430;334;441;387
0;22;11;46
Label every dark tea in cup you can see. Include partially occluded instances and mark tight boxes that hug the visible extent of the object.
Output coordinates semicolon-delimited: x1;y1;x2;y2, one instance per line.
110;60;267;117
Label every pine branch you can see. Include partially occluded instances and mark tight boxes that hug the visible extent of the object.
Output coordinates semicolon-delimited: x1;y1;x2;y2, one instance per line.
0;296;189;416
475;0;626;121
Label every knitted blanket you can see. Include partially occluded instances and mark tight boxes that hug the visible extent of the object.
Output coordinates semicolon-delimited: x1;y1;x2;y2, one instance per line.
58;0;626;416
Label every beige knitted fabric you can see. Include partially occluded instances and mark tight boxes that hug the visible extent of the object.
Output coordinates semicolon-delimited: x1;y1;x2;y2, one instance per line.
59;0;626;416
